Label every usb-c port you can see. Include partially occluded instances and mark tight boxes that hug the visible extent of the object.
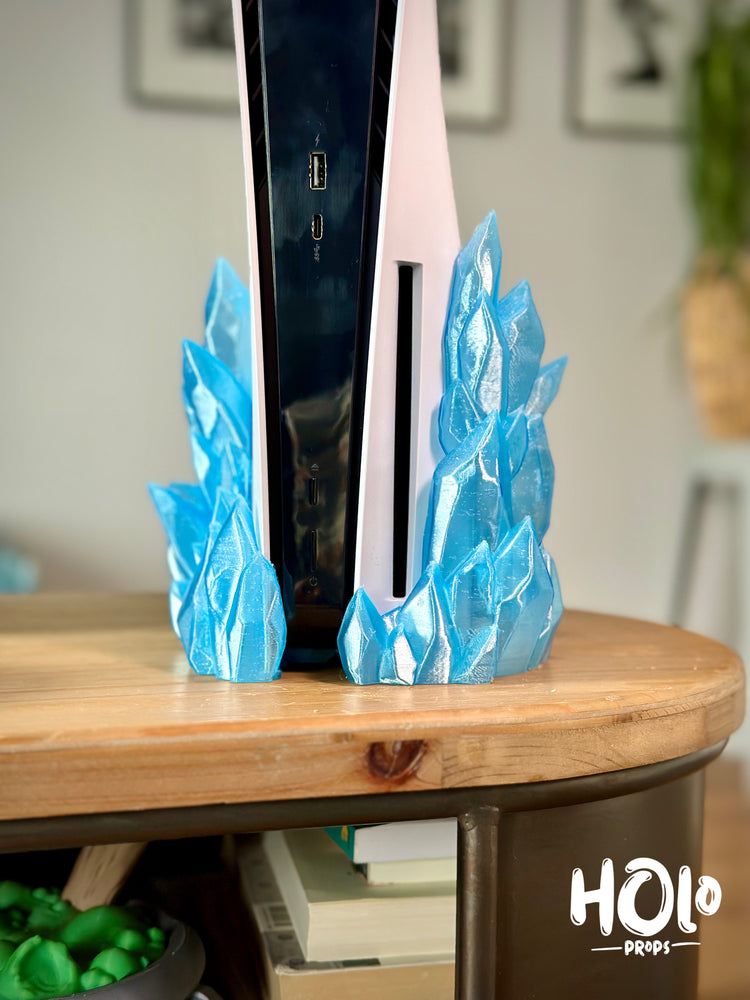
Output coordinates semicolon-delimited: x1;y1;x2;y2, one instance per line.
309;151;327;190
311;214;323;240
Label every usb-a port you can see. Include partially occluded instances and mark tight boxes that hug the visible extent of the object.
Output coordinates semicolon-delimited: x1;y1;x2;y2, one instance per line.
309;151;327;190
311;214;323;240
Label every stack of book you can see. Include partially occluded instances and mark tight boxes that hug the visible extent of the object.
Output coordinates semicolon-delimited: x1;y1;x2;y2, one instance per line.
236;819;457;999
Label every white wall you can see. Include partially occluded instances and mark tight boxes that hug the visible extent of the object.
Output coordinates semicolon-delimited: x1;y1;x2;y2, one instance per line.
0;1;244;588
0;1;711;631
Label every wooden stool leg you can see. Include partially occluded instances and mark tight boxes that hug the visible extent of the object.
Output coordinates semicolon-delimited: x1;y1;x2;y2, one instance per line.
455;806;500;1000
732;483;750;671
669;479;710;627
730;482;750;762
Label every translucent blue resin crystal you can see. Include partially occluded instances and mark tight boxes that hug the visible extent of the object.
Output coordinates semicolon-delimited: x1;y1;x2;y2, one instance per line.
381;624;419;685
444;211;502;386
149;484;210;582
454;627;499;684
423;414;511;576
204;258;253;395
492;518;555;676
448;540;496;644
538;551;564;662
502;410;528;478
509;413;554;539
149;483;210;630
177;491;284;682
151;260;286;682
526;357;568;416
497;280;545;413
457;292;508;417
338;213;566;685
398;565;460;684
438;380;482;453
338;589;387;686
183;340;252;502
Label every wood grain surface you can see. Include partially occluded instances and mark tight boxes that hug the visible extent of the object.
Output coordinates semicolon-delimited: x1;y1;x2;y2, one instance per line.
0;594;743;821
63;842;146;909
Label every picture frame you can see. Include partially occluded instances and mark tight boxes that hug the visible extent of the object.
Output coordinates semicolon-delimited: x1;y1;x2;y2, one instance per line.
127;0;238;112
438;0;511;128
568;0;704;138
127;0;510;128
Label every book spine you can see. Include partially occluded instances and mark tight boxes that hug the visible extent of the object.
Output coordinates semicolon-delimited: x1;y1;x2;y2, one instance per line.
323;825;357;861
362;857;457;886
263;831;312;954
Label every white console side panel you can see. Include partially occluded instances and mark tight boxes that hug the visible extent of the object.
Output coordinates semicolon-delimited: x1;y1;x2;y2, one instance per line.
232;0;270;557
355;0;460;613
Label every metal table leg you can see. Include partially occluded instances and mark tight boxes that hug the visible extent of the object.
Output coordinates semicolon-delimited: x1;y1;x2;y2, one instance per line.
455;805;500;1000
669;477;709;627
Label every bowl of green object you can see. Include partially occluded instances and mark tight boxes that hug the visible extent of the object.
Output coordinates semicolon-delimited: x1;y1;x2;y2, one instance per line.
0;883;206;1000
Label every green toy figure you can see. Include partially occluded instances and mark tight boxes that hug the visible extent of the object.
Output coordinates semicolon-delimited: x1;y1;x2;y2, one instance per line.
0;883;165;999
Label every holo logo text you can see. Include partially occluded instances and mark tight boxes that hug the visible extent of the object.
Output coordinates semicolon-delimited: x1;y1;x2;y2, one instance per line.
570;857;721;956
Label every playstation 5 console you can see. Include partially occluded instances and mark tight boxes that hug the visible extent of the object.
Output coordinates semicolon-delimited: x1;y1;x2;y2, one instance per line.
232;0;459;648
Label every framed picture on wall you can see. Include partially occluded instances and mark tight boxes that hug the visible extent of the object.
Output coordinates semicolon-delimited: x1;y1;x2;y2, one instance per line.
128;0;510;128
127;0;239;112
438;0;511;128
568;0;704;137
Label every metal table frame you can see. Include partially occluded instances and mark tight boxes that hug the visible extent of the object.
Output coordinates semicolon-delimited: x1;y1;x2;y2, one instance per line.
0;742;724;1000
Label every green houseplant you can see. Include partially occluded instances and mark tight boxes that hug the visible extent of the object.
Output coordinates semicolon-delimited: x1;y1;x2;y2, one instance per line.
683;0;750;437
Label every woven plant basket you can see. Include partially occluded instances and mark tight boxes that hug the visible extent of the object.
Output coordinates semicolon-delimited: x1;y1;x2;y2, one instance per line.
682;256;750;439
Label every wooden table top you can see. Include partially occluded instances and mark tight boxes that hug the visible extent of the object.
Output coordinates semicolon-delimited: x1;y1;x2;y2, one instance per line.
0;594;744;821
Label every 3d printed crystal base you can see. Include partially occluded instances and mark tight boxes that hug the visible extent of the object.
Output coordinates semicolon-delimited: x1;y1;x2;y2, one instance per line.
150;260;285;682
153;215;564;685
338;212;565;684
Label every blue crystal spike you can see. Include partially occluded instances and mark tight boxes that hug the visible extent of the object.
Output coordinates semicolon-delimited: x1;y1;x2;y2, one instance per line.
204;258;253;395
444;211;502;385
399;564;461;684
526;357;568;416
423;413;511;576
453;627;499;683
502;410;529;478
188;432;251;508
182;341;252;502
149;483;211;631
438;379;482;453
496;280;545;413
457;292;509;418
175;491;245;677
338;588;387;685
375;646;400;685
447;540;496;644
493;519;555;676
235;551;286;677
379;623;419;685
510;414;554;539
149;483;210;583
169;581;189;637
177;491;284;682
533;550;563;665
381;608;400;635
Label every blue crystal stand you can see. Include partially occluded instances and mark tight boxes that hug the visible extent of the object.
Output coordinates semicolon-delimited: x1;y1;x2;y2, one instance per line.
150;260;286;681
152;214;563;685
339;212;566;684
